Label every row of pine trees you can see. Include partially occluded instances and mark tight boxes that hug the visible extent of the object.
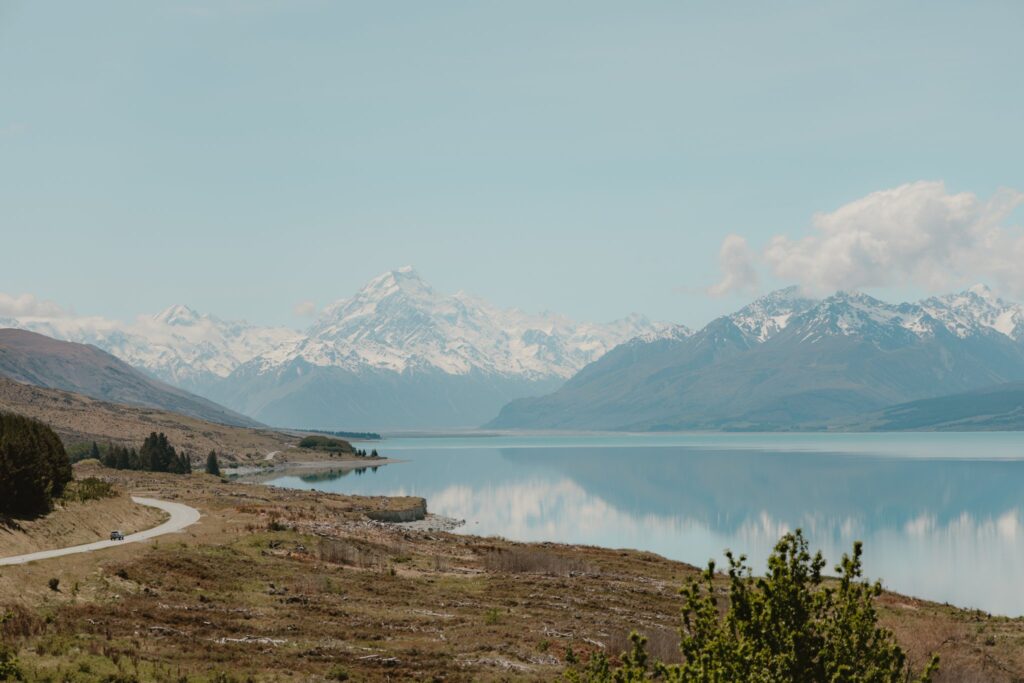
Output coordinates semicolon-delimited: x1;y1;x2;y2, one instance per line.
96;432;221;476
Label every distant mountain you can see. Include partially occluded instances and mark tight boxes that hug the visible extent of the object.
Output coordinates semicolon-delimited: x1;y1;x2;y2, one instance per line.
2;268;667;430
9;306;300;394
0;329;261;428
489;286;1024;431
843;381;1024;431
206;268;668;429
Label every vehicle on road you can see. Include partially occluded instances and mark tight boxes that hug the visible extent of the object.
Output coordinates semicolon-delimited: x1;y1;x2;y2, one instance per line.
110;531;125;541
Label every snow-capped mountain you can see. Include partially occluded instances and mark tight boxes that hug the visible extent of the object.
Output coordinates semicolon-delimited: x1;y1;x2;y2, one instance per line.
490;285;1024;432
728;285;818;343
202;267;668;429
251;266;664;380
920;285;1024;341
6;307;301;394
1;267;665;430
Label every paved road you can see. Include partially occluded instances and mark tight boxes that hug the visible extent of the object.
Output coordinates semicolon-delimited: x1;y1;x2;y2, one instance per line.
0;497;201;566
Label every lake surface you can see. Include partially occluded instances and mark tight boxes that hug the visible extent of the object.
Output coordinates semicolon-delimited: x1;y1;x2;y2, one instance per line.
264;432;1024;615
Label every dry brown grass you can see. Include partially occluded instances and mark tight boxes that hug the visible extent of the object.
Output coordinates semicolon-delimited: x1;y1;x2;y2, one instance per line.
482;545;593;576
0;377;293;460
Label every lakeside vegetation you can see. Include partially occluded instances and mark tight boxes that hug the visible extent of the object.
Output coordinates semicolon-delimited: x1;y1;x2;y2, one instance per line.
0;412;72;518
299;428;381;441
297;434;354;452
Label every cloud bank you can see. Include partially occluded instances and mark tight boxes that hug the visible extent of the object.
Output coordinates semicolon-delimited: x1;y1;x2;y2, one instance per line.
711;181;1024;297
0;293;67;318
292;300;317;318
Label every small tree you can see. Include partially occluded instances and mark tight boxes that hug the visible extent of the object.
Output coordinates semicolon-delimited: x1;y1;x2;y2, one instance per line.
205;450;221;476
89;441;101;461
566;530;939;682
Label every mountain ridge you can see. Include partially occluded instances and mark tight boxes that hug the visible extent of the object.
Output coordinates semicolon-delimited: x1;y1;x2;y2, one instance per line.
489;285;1024;431
3;268;667;429
0;329;261;428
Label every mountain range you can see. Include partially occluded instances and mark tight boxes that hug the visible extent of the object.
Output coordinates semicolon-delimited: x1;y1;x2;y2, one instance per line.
6;272;1024;432
2;268;666;430
489;284;1024;431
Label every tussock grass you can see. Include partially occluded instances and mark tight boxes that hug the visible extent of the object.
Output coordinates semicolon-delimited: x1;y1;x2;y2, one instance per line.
483;547;592;576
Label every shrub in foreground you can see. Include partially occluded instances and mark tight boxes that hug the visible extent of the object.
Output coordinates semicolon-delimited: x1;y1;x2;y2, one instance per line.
566;530;939;682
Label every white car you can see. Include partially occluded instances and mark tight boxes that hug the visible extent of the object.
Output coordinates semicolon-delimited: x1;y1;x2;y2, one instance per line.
109;531;125;541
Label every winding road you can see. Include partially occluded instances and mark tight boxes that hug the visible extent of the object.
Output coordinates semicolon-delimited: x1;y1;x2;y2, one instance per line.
0;497;201;567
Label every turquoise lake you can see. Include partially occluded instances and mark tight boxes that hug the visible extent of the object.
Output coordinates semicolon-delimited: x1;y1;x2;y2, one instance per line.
264;432;1024;615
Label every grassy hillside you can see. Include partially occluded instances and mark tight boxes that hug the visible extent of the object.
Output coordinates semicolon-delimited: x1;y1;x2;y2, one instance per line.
846;381;1024;431
0;328;261;428
0;377;294;460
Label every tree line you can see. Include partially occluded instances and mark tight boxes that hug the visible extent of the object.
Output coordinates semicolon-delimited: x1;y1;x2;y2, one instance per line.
0;412;73;517
100;432;192;474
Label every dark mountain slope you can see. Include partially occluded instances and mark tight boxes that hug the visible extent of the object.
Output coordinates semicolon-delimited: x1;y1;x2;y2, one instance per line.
845;382;1024;431
0;329;261;428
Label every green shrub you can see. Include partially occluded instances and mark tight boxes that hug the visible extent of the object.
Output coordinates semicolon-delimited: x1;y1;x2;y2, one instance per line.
326;665;350;681
62;477;117;503
565;530;939;682
0;646;21;681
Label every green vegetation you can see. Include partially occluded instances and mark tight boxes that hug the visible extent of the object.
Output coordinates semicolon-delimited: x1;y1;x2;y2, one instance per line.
566;530;939;682
205;450;221;476
0;411;73;518
61;477;117;503
65;440;104;463
0;646;21;681
101;432;192;474
297;435;353;452
300;428;381;440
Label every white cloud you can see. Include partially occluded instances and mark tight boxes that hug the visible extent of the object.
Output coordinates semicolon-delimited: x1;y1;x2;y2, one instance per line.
293;300;317;318
708;234;759;297
712;181;1024;296
0;292;68;318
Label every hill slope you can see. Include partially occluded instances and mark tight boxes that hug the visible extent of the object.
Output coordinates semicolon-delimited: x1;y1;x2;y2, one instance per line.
0;377;292;457
845;382;1024;431
0;329;260;428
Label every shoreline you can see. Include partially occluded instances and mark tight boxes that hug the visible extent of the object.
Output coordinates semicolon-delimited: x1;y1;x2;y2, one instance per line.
229;456;403;483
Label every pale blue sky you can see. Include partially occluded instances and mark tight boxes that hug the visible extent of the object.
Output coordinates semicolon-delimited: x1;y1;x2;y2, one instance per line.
1;1;1022;328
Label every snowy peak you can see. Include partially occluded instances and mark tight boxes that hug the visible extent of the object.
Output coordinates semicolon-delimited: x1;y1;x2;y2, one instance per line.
920;285;1024;341
278;269;666;379
729;286;818;343
356;266;434;302
786;291;939;344
153;304;202;326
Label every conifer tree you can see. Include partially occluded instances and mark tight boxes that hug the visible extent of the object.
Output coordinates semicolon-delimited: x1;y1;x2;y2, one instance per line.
206;450;221;476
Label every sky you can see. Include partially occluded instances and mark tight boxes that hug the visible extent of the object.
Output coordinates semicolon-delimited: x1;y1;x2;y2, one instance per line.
1;1;1022;329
